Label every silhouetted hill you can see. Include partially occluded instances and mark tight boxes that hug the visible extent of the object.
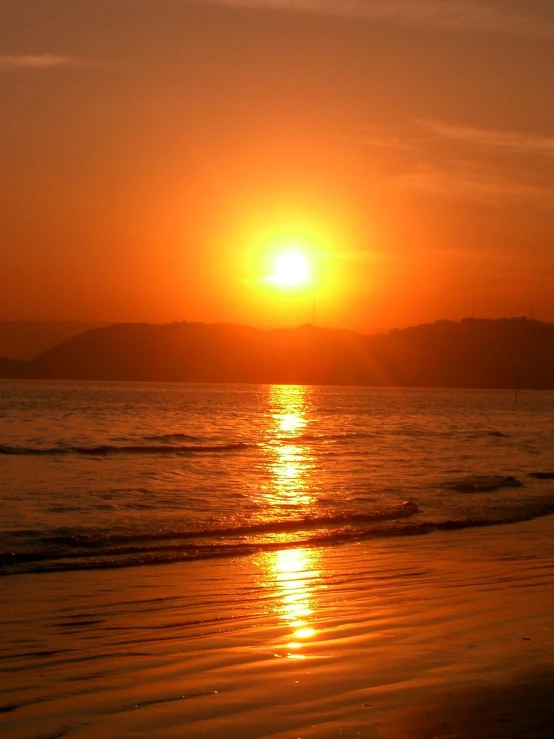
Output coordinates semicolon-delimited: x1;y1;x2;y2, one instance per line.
369;318;554;389
2;318;554;388
0;357;48;379
0;321;108;360
28;323;384;385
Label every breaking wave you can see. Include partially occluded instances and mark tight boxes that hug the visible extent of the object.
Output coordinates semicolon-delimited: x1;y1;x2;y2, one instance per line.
3;499;554;576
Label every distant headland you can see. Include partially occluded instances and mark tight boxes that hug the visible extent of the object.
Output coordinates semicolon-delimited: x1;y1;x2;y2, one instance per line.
1;318;553;389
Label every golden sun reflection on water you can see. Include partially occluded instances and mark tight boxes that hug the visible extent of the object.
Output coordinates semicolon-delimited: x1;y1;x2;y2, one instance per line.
255;387;325;659
278;411;305;434
259;547;322;660
261;385;316;509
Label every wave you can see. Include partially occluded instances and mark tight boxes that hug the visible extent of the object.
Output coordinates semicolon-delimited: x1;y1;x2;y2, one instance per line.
1;501;418;573
293;431;374;442
142;433;202;443
3;501;420;553
448;475;524;493
30;500;420;548
283;429;512;444
3;500;554;576
0;442;251;456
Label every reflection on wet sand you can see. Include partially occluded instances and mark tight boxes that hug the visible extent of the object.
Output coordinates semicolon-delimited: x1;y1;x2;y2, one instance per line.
261;546;322;660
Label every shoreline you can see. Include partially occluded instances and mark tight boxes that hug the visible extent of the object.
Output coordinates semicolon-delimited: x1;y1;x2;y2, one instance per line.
1;516;553;738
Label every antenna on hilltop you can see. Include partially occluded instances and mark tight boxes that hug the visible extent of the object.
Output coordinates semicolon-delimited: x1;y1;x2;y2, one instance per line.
514;375;521;409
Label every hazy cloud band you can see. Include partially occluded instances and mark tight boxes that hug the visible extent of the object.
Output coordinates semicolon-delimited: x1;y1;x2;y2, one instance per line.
0;55;80;70
419;119;554;158
191;0;554;36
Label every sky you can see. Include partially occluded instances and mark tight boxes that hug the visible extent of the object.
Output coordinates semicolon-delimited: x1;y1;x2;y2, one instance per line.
1;0;554;333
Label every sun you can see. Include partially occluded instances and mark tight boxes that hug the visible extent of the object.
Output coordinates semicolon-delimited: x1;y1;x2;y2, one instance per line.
268;250;312;289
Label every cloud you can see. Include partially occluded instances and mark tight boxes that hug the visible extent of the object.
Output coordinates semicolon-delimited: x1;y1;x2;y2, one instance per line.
419;119;554;158
193;0;554;36
360;134;415;151
394;162;554;208
0;55;82;70
338;124;417;151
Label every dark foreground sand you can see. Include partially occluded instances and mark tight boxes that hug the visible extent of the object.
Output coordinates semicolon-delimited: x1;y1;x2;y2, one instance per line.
390;668;554;738
1;517;554;738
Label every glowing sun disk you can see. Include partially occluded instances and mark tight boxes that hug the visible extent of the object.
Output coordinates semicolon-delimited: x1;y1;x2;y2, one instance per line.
269;250;311;288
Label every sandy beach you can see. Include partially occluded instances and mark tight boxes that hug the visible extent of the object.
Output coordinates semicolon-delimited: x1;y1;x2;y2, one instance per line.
2;516;554;738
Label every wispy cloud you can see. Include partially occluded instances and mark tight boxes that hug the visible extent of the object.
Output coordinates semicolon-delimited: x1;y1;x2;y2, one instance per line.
338;124;417;151
0;55;81;70
194;0;554;36
394;162;554;208
419;119;554;158
360;134;414;151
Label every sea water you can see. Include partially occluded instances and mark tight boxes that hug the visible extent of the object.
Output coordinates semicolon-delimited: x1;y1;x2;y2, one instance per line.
1;380;553;575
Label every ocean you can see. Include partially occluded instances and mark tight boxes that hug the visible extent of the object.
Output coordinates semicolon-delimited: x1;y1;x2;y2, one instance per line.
1;380;554;576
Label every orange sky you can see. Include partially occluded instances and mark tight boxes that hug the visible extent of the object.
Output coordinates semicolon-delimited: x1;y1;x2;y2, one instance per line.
1;0;554;333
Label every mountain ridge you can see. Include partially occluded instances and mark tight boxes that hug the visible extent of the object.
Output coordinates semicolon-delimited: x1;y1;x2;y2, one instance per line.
1;318;553;389
0;321;108;360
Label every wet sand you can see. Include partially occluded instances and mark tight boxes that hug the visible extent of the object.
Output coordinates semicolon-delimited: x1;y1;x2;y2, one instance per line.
1;517;554;738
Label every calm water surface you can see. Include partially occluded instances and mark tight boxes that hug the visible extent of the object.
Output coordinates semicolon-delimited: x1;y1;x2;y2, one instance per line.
1;381;553;575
